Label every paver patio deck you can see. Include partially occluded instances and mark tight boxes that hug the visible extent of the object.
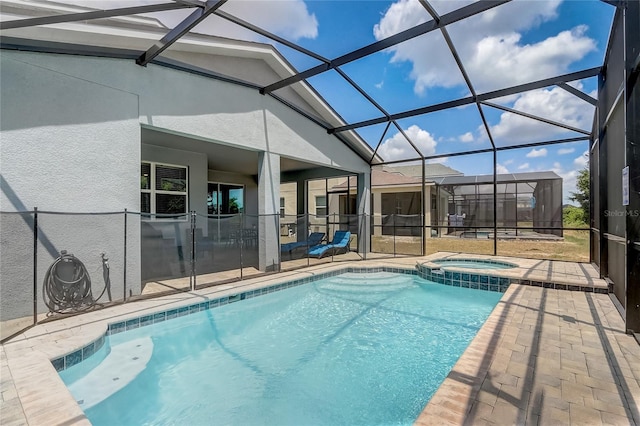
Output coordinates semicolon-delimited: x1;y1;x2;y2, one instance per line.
415;283;640;425
1;255;638;425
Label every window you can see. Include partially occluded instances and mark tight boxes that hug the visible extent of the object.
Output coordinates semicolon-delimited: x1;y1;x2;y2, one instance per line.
381;192;421;215
141;162;188;216
207;183;244;215
315;195;327;216
280;197;286;218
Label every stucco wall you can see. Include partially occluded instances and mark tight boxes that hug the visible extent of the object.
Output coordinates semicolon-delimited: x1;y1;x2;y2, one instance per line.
4;50;370;175
1;53;141;319
162;50;324;123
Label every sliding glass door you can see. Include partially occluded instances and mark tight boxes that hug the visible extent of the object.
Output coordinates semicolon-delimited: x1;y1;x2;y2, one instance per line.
207;183;244;215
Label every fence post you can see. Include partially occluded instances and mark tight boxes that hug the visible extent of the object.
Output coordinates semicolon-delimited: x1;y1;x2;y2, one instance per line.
393;214;397;257
123;208;127;301
277;214;282;272
190;211;196;291
363;213;367;261
33;207;38;325
306;214;311;268
331;213;336;261
239;214;244;280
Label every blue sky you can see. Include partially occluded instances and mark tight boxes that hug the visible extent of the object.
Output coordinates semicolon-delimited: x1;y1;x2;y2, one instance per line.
58;0;615;203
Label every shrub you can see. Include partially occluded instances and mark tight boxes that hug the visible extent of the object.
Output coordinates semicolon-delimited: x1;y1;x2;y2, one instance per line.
563;205;587;227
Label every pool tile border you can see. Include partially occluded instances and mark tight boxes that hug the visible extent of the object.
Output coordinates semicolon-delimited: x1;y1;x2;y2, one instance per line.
51;334;106;372
416;263;609;295
432;258;518;268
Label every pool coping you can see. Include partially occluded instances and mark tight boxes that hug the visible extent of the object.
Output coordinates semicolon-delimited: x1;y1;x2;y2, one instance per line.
1;256;612;426
420;252;609;294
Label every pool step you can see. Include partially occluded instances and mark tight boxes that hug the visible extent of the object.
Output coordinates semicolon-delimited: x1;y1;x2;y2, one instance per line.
318;272;414;295
68;337;153;410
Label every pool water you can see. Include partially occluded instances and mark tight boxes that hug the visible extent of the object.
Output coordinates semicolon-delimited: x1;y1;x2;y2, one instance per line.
60;272;501;426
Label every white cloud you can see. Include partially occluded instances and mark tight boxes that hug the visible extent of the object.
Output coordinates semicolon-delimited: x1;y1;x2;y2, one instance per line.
551;161;578;204
558;148;576;155
375;81;384;89
526;148;548;158
459;132;474;143
464;26;596;91
574;150;589;168
496;163;510;174
377;125;437;161
551;154;589;203
518;162;530;170
486;84;595;144
226;1;319;40
431;156;448;164
503;159;514;165
59;0;318;41
373;0;595;94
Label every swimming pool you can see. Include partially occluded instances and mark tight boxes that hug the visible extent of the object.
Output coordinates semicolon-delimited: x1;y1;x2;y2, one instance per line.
58;272;501;425
433;258;517;270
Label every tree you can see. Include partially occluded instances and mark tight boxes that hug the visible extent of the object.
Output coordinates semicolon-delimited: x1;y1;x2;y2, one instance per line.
563;205;587;226
570;168;590;223
229;197;240;213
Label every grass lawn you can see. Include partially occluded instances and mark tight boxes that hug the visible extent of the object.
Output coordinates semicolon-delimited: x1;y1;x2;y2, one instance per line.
371;229;590;262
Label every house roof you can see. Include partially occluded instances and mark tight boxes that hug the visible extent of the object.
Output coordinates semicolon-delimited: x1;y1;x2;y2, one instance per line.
372;169;425;186
330;169;561;192
432;171;562;186
0;0;379;165
330;169;424;190
383;163;463;179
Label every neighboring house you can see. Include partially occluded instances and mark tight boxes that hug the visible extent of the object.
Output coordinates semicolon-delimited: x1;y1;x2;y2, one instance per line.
315;166;562;238
382;163;463;179
431;171;563;237
0;1;374;319
319;168;448;237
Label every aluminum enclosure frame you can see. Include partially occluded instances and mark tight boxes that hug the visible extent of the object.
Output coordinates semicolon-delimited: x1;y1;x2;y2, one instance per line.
0;0;610;257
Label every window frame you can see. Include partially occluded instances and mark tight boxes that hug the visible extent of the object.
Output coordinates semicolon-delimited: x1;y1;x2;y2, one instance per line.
141;161;189;218
315;195;327;217
207;182;245;216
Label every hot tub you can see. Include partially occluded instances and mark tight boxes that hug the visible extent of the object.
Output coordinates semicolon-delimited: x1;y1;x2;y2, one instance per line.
432;258;517;270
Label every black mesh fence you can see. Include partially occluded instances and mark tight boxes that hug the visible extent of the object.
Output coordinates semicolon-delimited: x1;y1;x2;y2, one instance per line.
0;211;35;340
0;210;129;341
371;214;422;256
140;213;192;291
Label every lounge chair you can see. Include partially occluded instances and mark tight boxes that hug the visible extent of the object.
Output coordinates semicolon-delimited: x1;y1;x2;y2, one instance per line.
307;230;352;258
281;232;325;259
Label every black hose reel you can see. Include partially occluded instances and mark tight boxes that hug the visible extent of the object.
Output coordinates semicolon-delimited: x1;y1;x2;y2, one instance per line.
43;250;112;314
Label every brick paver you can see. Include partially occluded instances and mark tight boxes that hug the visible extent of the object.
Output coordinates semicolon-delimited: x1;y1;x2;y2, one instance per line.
416;284;640;425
